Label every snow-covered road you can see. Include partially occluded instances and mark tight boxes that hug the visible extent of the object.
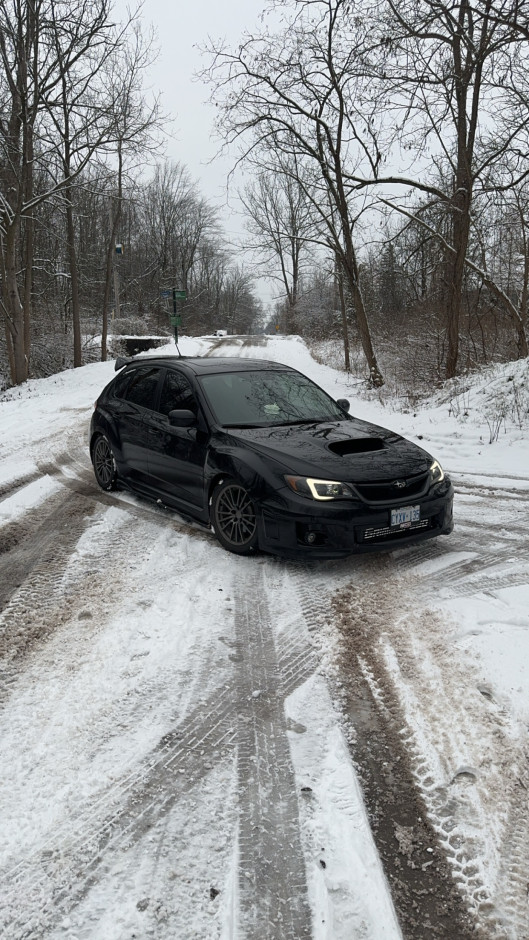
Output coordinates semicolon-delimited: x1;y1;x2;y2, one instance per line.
1;335;528;939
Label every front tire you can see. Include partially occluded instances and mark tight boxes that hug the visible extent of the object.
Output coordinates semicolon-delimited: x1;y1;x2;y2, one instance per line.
211;478;259;555
92;434;118;491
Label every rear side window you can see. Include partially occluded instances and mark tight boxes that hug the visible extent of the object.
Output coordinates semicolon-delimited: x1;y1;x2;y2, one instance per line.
158;369;197;416
123;366;161;409
112;370;132;399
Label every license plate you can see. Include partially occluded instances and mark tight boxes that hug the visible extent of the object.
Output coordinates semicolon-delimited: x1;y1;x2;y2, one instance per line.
391;505;420;527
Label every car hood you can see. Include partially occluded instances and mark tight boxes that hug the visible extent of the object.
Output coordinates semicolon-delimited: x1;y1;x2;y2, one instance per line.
222;418;433;482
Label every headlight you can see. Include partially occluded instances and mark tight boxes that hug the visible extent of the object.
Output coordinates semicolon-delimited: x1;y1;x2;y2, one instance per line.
429;460;445;484
285;475;355;500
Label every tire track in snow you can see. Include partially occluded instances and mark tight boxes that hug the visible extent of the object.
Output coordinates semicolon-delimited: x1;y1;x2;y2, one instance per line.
420;548;528;598
1;704;237;938
37;442;215;543
0;476;165;698
493;780;529;935
1;568;238;939
453;474;529;495
1;557;317;938
379;480;529;936
0;471;43;504
0;487;98;666
391;515;529;599
376;610;529;940
296;551;529;940
233;568;313;940
291;566;480;939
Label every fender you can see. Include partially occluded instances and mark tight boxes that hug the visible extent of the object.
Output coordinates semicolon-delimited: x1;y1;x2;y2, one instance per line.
204;440;293;506
90;406;127;474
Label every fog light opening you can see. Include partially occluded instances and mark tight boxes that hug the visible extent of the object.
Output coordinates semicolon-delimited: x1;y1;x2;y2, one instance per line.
296;524;327;547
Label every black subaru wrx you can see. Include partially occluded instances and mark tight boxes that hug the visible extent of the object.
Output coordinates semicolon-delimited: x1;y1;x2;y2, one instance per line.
89;355;453;558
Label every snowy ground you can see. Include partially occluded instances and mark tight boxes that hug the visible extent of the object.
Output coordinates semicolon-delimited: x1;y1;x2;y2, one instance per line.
1;335;528;939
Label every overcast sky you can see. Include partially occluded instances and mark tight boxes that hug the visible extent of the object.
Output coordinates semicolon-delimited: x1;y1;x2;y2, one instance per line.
125;0;272;300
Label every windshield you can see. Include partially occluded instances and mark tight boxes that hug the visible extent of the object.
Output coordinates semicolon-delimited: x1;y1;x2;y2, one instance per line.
198;370;346;427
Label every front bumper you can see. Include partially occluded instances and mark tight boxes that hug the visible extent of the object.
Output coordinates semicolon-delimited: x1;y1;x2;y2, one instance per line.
256;481;454;558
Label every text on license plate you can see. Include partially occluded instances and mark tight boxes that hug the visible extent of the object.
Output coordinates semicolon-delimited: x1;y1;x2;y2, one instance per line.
391;505;420;527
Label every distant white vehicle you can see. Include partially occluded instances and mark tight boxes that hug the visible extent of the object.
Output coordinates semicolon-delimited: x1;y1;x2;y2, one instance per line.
213;329;228;337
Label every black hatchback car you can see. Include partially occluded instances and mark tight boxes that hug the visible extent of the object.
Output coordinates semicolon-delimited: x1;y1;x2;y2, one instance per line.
90;355;453;558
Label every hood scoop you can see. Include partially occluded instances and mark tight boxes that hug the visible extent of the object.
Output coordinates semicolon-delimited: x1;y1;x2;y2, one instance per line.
328;438;385;456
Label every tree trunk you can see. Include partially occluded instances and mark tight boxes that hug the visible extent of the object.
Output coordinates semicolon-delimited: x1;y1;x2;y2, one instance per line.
22;215;33;370
102;188;122;362
22;140;34;370
516;256;529;358
334;255;350;371
102;236;114;362
445;7;476;380
514;318;528;358
342;235;384;387
4;222;27;384
3;314;16;381
1;233;15;382
338;275;350;372
102;150;124;361
65;181;82;367
445;184;471;379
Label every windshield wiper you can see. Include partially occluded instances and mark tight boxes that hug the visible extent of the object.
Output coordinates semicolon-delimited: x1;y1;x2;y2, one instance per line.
271;418;325;427
222;422;268;429
222;417;336;429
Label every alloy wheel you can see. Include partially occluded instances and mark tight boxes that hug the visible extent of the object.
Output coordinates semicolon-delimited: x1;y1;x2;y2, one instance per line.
214;482;257;550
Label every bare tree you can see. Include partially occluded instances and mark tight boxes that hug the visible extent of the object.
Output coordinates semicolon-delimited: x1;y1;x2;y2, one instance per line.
98;23;164;361
205;0;385;385
141;160;219;296
221;264;261;335
473;170;529;358
0;0;40;383
240;155;315;331
0;0;163;383
47;0;133;367
360;0;529;376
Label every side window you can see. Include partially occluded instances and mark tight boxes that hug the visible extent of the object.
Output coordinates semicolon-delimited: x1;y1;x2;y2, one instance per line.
112;370;132;399
158;370;197;417
123;366;161;409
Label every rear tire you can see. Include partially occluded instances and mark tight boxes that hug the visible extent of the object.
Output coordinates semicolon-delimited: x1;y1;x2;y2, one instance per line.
211;478;258;555
92;434;118;491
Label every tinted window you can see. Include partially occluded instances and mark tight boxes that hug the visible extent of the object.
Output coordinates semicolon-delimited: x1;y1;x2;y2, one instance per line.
123;366;161;409
112;370;132;399
158;370;197;416
198;370;345;426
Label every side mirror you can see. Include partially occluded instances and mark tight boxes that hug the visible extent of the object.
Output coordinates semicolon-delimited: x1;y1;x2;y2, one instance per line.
168;409;196;427
336;398;350;413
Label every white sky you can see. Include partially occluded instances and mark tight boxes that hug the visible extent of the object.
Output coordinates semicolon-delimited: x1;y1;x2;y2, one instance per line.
137;0;265;199
123;0;275;302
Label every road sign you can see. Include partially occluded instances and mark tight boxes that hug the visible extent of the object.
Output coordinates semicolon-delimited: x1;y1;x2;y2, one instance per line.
170;315;182;326
160;288;186;300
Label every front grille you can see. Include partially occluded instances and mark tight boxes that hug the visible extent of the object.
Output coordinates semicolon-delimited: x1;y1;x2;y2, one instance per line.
359;518;431;543
354;472;429;503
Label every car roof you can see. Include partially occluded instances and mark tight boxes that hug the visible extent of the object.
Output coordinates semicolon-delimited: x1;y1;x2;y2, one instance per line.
115;355;296;376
